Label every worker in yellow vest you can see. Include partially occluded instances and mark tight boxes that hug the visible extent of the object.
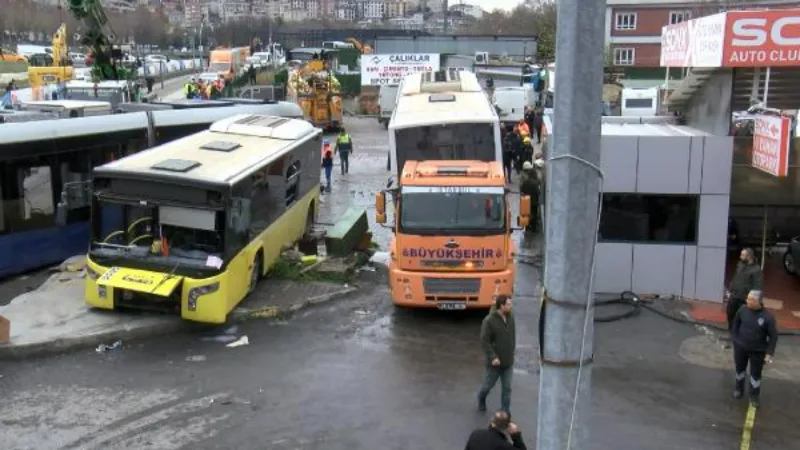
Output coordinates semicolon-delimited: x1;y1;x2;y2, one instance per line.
335;129;353;174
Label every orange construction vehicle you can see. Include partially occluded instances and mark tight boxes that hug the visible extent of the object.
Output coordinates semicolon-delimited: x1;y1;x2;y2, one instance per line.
375;161;531;310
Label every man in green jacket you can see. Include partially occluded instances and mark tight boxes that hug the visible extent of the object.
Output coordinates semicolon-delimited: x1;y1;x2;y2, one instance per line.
477;295;517;413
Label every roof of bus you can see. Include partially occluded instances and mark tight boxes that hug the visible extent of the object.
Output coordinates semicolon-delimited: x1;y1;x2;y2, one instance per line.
94;115;320;186
390;70;498;129
390;90;498;129
400;160;506;187
0;102;304;145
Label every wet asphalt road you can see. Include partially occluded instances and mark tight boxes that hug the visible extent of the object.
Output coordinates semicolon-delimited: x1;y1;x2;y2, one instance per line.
1;118;800;449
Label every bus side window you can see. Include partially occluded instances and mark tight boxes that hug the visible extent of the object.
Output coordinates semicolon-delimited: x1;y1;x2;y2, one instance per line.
285;159;301;206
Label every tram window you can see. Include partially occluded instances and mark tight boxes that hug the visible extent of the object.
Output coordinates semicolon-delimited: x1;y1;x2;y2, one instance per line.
12;164;56;231
0;183;4;232
60;159;91;216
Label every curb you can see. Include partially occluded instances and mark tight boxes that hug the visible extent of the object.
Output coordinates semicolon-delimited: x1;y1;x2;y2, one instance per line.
0;319;189;361
231;285;358;322
0;284;359;360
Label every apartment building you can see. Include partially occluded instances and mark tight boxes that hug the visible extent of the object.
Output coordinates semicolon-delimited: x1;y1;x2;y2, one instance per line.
386;0;412;18
184;0;210;28
606;0;800;67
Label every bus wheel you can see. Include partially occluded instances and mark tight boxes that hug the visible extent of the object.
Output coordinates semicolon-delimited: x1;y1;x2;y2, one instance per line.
248;253;262;295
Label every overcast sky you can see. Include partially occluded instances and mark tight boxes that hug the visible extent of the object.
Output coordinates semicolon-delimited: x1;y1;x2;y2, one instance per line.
459;0;523;12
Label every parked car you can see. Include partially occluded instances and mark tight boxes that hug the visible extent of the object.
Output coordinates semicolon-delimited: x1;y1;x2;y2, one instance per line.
783;236;800;276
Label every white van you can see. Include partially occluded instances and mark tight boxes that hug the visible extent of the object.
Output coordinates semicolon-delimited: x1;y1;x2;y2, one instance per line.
492;86;536;126
378;84;399;128
621;87;660;117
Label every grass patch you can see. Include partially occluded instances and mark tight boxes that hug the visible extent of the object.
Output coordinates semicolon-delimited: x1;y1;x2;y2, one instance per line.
0;61;28;74
267;256;353;284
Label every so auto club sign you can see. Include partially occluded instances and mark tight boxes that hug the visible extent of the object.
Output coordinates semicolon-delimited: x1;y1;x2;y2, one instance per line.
752;115;792;177
360;53;441;86
661;9;800;67
724;10;800;67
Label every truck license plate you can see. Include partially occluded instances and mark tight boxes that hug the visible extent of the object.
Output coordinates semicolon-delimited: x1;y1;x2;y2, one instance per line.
438;302;466;310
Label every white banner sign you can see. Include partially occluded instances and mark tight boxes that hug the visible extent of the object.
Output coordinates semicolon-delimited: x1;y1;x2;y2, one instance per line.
360;53;441;86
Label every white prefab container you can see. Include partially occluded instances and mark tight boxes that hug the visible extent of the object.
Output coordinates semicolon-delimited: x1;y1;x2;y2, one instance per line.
621;87;661;117
378;84;399;128
492;86;536;125
541;115;733;303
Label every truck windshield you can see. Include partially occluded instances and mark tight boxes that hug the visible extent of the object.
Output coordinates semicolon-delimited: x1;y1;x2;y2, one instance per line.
399;186;505;235
208;62;229;72
89;200;225;269
394;123;496;177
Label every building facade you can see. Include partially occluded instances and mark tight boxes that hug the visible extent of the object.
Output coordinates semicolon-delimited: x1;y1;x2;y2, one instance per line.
605;0;800;67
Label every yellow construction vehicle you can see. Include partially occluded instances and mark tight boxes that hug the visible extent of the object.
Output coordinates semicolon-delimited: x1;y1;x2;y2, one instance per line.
346;37;372;54
27;24;74;89
286;54;343;130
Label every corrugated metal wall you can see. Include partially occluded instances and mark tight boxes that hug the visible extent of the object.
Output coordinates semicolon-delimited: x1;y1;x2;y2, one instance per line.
731;67;800;112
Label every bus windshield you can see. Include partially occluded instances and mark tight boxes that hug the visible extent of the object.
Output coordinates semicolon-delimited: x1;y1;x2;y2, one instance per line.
394;123;496;177
89;200;225;269
399;186;505;236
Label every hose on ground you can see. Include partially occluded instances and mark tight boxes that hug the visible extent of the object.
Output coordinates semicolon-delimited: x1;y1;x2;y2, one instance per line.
518;290;800;335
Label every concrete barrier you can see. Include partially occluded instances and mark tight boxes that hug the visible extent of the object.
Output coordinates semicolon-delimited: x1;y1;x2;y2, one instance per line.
325;208;369;257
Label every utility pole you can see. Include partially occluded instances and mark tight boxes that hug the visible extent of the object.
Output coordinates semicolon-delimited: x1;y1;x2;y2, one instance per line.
536;0;605;449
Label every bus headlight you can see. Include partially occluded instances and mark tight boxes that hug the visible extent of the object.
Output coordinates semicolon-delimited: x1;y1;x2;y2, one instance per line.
87;267;101;280
187;282;220;311
97;285;107;298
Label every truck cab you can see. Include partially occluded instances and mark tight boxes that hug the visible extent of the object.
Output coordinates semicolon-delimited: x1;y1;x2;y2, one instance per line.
375;161;530;310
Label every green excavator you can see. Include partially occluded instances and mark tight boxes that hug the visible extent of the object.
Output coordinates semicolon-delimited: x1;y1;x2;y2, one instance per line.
68;0;133;80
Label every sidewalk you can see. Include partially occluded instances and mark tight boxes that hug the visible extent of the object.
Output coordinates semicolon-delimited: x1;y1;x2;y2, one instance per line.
688;299;800;332
0;260;356;359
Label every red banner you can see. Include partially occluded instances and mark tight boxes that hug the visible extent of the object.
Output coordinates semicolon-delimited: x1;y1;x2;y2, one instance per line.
661;9;800;68
752;115;791;177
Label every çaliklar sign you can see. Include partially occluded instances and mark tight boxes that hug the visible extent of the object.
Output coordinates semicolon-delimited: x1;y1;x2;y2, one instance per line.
360;53;441;86
752;115;791;177
661;9;800;68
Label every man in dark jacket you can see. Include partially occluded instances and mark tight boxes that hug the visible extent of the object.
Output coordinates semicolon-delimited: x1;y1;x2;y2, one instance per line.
477;295;517;413
465;410;527;450
502;131;521;183
731;289;778;407
532;106;544;144
726;248;763;330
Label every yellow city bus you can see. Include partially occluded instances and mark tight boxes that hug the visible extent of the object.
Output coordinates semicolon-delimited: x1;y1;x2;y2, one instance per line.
61;114;322;323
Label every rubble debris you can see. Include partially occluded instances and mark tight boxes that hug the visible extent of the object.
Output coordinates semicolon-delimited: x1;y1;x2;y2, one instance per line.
96;340;123;353
226;336;250;348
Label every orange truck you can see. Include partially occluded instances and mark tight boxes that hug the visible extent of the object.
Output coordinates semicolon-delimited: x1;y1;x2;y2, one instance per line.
207;47;250;82
375;161;531;310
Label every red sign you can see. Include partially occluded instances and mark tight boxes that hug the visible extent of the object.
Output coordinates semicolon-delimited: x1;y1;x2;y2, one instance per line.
723;10;800;67
752;115;791;177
